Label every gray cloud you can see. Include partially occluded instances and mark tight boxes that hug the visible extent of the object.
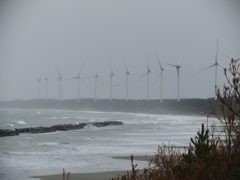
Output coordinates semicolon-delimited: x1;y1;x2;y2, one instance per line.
0;0;240;101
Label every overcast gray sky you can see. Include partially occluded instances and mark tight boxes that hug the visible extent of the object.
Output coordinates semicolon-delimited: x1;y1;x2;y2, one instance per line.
0;0;240;101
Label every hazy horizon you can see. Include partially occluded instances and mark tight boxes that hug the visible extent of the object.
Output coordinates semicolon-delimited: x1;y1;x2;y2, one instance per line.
1;0;239;101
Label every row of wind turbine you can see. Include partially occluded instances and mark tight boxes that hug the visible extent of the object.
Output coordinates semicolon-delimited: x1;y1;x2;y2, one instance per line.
38;56;182;102
38;39;237;102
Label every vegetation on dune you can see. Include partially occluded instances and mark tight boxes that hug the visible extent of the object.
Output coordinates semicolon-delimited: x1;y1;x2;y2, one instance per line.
110;59;240;180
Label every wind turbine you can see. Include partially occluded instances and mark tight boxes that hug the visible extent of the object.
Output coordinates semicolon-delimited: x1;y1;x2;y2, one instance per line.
136;52;155;101
45;74;48;101
220;52;240;64
196;39;224;99
106;60;122;101
56;66;63;101
123;59;134;101
37;71;43;100
168;60;181;102
84;61;102;102
66;62;87;102
154;50;170;102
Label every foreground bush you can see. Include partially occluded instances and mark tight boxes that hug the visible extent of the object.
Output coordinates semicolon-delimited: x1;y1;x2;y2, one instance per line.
110;124;239;180
111;59;240;180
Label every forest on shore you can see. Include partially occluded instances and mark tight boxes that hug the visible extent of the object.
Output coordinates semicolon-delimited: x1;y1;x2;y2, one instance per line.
0;98;217;116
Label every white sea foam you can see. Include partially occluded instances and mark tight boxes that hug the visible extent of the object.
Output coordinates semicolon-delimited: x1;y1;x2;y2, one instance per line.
43;117;58;120
36;142;59;146
88;119;95;123
0;108;215;180
2;123;14;128
16;120;26;124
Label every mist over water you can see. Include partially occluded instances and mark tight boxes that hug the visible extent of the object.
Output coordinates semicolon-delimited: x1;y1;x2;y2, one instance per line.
0;108;219;179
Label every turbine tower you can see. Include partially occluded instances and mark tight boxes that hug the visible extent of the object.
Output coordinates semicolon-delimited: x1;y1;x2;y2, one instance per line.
56;66;63;101
107;60;122;101
196;39;224;99
168;60;181;102
85;61;102;102
66;62;86;102
45;74;48;101
136;52;155;101
37;71;43;100
154;51;170;102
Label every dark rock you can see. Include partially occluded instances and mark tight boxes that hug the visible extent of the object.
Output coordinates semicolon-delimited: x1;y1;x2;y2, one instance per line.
0;129;19;137
0;121;123;137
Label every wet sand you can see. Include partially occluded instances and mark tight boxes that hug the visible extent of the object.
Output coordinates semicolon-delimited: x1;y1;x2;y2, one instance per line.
30;155;152;180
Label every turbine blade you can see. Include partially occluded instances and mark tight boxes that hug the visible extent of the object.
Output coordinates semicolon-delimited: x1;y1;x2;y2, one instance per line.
80;79;89;89
153;73;161;86
215;38;219;63
65;77;78;80
163;68;171;71
97;77;104;85
154;50;163;70
97;60;102;75
196;64;215;74
78;61;84;77
123;58;129;73
217;63;224;68
113;74;124;81
150;70;157;75
45;74;48;80
55;66;61;78
146;52;150;71
110;59;113;74
104;77;111;85
136;72;148;83
168;64;177;67
83;75;95;79
178;58;181;66
220;52;231;60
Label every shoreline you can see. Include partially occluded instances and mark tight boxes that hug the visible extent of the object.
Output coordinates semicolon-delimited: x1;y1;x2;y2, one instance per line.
31;170;128;180
0;98;214;116
30;155;151;180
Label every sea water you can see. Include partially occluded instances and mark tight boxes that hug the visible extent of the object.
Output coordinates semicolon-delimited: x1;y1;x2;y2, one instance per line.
0;108;219;180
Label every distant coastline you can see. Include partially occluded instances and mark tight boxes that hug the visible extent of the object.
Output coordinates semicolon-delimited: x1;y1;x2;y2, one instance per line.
0;98;217;116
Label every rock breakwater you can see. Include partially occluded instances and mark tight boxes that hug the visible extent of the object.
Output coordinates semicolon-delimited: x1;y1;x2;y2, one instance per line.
0;121;123;137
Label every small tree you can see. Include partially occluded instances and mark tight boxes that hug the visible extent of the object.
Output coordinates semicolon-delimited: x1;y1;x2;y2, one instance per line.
213;59;240;155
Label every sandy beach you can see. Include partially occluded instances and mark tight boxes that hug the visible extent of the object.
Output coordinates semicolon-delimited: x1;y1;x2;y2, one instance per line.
30;155;152;180
31;170;127;180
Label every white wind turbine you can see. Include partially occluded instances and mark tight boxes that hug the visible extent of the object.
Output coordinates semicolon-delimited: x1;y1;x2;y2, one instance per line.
154;51;170;102
123;59;135;101
56;66;63;101
37;71;43;100
168;60;181;102
85;61;102;102
196;39;224;99
66;62;87;102
106;60;122;101
136;53;155;101
44;74;48;101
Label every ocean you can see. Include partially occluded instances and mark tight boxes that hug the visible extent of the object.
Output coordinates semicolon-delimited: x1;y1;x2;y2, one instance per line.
0;108;218;180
